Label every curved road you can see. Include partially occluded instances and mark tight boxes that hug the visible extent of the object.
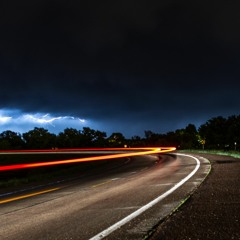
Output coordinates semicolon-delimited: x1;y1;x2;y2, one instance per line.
0;153;210;240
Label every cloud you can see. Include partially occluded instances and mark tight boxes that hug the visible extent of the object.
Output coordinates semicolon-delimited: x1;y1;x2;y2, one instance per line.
1;1;240;138
0;109;89;134
0;116;12;124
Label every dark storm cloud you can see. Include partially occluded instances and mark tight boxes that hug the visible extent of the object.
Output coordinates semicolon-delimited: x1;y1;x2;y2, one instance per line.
1;0;240;136
2;0;240;71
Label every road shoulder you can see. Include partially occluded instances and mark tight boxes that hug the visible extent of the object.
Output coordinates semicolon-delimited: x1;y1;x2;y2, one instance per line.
149;153;240;240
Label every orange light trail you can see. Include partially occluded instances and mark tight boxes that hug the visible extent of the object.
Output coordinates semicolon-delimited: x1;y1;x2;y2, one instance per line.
0;147;176;171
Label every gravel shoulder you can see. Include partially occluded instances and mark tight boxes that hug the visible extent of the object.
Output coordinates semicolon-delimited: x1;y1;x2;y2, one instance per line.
149;152;240;240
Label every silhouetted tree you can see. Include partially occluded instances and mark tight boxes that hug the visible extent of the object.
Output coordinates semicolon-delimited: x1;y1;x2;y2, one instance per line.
81;127;97;147
144;130;162;146
0;130;24;149
108;132;126;147
226;115;240;150
165;131;179;147
57;128;82;148
199;116;228;149
130;135;145;147
92;130;107;147
1;114;240;150
175;124;198;149
23;127;56;149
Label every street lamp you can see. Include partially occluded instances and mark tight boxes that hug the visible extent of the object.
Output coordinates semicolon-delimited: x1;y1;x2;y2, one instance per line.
234;142;237;151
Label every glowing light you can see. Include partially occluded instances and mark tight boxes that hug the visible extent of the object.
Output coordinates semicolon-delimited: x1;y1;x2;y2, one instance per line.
79;118;86;123
0;147;176;171
23;114;63;124
0;109;88;133
0;116;12;124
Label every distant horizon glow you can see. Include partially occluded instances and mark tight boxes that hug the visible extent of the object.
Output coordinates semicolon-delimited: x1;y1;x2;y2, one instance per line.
0;109;89;134
1;109;237;139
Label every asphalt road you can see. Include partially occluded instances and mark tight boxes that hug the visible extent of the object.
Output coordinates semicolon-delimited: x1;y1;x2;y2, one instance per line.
0;153;210;240
149;153;240;240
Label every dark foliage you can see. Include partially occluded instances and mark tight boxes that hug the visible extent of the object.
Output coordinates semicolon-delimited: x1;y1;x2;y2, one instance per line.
0;115;240;150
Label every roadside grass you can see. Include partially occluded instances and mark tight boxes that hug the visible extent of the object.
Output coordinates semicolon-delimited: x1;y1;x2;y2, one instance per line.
178;149;240;159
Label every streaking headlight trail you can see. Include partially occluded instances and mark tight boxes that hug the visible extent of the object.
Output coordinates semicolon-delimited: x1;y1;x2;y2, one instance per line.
0;147;176;171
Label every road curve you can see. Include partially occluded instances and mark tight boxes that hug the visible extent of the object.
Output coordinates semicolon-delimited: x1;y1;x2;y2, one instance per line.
0;147;175;171
149;152;240;240
0;153;210;240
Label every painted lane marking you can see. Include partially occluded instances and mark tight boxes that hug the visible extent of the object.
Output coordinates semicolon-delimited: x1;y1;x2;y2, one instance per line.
0;180;66;198
111;178;120;181
153;183;174;186
140;167;149;172
0;187;60;204
91;180;113;188
89;153;200;240
91;178;120;188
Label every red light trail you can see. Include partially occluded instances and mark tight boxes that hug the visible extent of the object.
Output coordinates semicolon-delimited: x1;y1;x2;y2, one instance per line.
0;147;176;171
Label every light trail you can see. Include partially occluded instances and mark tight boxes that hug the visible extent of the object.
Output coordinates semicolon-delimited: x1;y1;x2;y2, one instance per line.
0;147;176;171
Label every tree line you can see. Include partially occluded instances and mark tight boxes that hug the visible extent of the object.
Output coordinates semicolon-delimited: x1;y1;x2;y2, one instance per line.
0;115;240;150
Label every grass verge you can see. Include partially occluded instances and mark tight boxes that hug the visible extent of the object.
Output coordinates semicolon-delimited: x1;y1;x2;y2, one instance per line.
178;149;240;159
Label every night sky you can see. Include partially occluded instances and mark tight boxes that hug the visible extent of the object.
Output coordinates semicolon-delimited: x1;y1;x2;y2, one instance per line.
1;0;240;137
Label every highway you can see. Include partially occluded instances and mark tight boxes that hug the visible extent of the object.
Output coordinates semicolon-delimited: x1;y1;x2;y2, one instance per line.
0;152;210;240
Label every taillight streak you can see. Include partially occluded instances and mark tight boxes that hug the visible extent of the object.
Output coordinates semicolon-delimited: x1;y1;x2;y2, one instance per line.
0;147;176;171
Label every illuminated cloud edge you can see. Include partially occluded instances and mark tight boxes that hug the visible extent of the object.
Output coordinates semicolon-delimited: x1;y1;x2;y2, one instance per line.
0;109;89;134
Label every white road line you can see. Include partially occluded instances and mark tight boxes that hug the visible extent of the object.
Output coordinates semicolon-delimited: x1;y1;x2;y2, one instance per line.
89;153;200;240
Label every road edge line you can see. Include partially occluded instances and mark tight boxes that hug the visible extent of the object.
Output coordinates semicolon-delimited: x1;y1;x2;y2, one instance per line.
89;153;201;240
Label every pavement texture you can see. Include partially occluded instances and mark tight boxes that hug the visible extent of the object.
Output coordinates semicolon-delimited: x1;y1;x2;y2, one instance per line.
149;153;240;240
